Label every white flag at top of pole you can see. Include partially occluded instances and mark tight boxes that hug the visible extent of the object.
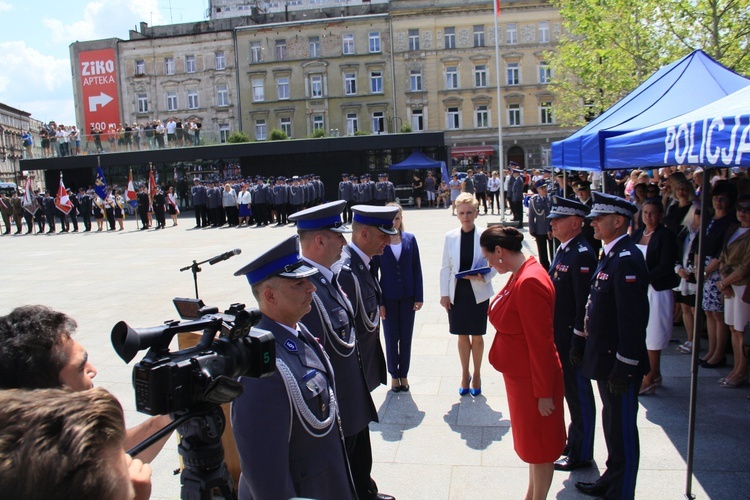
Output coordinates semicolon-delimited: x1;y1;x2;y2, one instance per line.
55;174;73;215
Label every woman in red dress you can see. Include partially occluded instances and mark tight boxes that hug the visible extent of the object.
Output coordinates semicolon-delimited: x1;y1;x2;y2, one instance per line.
480;226;565;500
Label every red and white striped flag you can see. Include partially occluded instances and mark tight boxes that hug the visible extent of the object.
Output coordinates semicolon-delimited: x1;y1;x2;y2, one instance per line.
22;177;39;215
55;174;73;214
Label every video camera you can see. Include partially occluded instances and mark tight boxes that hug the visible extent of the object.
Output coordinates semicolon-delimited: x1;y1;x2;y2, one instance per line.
111;298;275;416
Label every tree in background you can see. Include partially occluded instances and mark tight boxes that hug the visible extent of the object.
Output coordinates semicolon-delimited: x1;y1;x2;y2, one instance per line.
548;0;750;127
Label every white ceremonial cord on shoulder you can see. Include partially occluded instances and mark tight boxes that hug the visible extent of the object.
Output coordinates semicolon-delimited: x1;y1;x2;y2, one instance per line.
350;273;380;333
312;293;357;357
276;358;336;437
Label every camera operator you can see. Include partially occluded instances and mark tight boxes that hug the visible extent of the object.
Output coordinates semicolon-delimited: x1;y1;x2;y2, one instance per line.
0;387;151;500
0;305;172;463
231;235;356;500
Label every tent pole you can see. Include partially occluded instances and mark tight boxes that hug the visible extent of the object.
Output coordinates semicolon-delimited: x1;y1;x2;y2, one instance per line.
684;168;709;500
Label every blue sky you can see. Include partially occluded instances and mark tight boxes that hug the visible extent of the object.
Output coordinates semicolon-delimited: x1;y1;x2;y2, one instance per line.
0;0;207;127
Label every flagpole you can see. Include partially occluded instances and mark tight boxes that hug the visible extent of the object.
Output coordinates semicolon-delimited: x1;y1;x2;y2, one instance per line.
493;0;506;222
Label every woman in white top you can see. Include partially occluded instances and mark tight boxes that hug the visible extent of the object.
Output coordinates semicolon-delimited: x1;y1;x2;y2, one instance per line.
487;171;502;215
237;184;253;226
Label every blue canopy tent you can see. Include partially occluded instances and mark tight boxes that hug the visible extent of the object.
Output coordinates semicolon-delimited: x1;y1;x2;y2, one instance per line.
390;150;449;182
551;50;750;171
604;84;750;168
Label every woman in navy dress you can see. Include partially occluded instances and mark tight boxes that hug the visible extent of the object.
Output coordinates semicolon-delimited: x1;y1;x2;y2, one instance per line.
374;203;424;392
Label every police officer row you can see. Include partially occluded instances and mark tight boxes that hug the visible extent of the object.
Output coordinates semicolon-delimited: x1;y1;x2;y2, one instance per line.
338;173;397;223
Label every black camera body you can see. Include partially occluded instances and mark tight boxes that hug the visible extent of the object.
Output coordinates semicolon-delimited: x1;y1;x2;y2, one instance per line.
112;299;275;416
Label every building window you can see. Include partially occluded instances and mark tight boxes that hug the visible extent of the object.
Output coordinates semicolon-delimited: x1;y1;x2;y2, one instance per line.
445;65;458;90
473;25;485;47
540;101;554;124
215;51;226;70
506;23;518;44
277;77;290;100
372;111;384;133
474;64;488;88
280;117;292;138
411;109;424;131
346;113;358;135
476;105;489;128
250;42;262;63
217;85;229;107
186;55;196;73
219;124;230;143
369;31;381;53
252;79;264;102
309;36;321;58
408;29;420;51
539;21;550;43
539;61;552;84
342;33;355;55
370;71;383;93
310;75;323;98
507;62;520;85
447;107;460;130
410;69;422;92
187;89;199;109
275;40;287;61
255;119;267;140
166;91;177;111
165;57;174;75
313;115;325;132
135;60;145;75
508;104;521;126
444;27;455;49
344;72;357;95
137;93;148;113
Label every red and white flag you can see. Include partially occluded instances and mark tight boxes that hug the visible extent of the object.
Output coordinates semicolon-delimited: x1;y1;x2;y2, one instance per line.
126;169;138;207
22;177;39;215
149;169;158;197
55;175;73;214
495;0;501;15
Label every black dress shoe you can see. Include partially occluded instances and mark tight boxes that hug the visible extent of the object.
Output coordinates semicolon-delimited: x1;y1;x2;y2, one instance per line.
554;456;593;471
575;481;608;497
371;494;395;500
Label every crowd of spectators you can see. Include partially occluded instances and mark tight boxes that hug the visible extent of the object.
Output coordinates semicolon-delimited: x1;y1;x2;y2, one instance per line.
32;118;203;158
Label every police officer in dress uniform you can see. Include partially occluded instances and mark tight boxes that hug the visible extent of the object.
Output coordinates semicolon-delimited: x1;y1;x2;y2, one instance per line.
191;178;208;228
290;201;394;500
573;180;602;253
547;196;598;473
232;235;356;500
474;165;488;214
136;186;150;230
571;192;649;500
528;180;553;270
374;174;389;206
78;188;92;232
510;168;525;227
339;173;354;223
273;176;289;226
152;186;166;230
334;205;398;396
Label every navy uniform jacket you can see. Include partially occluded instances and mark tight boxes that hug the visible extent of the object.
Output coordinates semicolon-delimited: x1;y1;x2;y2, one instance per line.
334;245;387;391
339;181;353;202
253;183;268;204
231;316;355;500
582;235;649;380
299;260;378;437
374;182;388;202
511;176;524;202
386;181;396;202
358;183;372;204
527;194;551;235
289;185;304;206
578;197;601;252
372;232;424;302
550;234;597;350
206;187;221;209
136;192;150;214
273;184;288;205
191;184;206;205
78;193;92;215
474;172;488;193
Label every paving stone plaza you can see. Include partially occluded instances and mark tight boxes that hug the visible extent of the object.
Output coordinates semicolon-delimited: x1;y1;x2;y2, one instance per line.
2;207;748;499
